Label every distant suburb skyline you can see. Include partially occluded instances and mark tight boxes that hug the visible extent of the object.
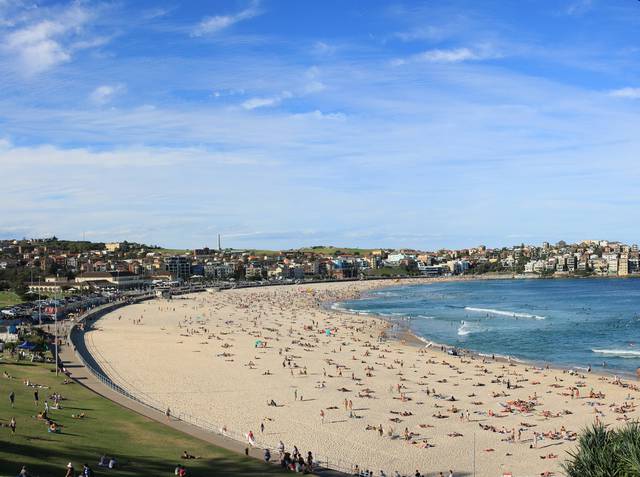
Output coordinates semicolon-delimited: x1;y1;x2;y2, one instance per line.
1;0;640;250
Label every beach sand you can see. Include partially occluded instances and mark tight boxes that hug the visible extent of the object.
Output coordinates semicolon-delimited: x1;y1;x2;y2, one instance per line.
85;280;640;476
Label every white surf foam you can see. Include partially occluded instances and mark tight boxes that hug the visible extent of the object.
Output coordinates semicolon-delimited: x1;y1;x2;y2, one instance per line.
330;303;372;316
457;321;484;336
592;349;640;358
464;306;545;320
415;336;434;347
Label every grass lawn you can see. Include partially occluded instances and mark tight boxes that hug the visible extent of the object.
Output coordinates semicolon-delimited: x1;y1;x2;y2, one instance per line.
156;248;190;256
0;291;23;308
0;358;291;477
248;247;376;257
298;247;374;256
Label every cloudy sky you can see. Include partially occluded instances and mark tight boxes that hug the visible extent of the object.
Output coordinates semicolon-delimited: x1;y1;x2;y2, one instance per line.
1;0;639;250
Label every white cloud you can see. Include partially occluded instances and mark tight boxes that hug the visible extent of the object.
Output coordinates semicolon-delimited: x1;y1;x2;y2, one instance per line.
392;46;501;66
242;91;292;110
304;81;326;93
393;26;445;42
2;3;105;75
292;110;346;121
89;84;126;105
191;0;261;37
303;67;326;93
312;41;336;55
609;87;640;99
566;0;593;16
142;7;174;21
0;140;271;168
6;20;72;73
418;47;482;62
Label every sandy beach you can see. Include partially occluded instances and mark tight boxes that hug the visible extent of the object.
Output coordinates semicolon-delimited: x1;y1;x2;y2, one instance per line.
85;280;640;476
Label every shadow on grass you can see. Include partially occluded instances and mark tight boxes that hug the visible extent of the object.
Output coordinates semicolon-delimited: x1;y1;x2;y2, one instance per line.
4;361;38;367
1;440;296;477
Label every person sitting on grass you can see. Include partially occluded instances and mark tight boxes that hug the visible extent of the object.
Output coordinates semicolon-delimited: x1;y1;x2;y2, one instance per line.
181;450;198;459
17;465;31;477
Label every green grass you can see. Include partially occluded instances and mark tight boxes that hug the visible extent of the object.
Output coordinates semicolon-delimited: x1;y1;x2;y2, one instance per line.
247;250;282;256
298;246;375;256
0;291;23;307
156;248;191;256
246;246;377;257
0;358;291;477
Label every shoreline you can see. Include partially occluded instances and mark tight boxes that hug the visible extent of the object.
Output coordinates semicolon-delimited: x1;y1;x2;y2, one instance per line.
83;279;640;477
329;280;640;381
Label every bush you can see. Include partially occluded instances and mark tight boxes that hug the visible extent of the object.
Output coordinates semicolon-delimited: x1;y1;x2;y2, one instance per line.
563;423;640;476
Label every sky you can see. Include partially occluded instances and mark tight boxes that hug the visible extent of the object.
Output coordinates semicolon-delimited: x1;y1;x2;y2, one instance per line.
1;0;640;250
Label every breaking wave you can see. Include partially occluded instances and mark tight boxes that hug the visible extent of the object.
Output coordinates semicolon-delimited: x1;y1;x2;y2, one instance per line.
464;307;546;320
592;349;640;358
457;321;485;336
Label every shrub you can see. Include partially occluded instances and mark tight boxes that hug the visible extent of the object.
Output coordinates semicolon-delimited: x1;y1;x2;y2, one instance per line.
563;423;640;477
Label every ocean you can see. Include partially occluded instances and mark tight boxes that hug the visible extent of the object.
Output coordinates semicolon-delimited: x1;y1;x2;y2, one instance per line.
335;278;640;375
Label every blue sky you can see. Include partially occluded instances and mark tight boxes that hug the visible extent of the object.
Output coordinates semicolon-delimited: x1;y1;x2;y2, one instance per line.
1;0;640;250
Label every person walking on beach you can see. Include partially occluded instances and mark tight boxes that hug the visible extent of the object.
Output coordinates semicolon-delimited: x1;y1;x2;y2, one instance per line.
9;390;15;408
277;440;285;458
320;409;325;424
166;407;171;420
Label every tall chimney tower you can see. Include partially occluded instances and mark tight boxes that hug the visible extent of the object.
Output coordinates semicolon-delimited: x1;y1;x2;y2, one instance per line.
218;234;221;251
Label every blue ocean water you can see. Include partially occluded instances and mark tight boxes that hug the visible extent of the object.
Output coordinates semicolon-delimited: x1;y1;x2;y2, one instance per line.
336;279;640;375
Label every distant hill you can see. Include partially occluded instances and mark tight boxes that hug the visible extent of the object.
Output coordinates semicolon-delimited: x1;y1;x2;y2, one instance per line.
298;246;375;256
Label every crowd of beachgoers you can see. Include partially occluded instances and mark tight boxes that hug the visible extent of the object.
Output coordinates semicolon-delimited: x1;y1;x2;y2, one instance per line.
84;279;640;476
